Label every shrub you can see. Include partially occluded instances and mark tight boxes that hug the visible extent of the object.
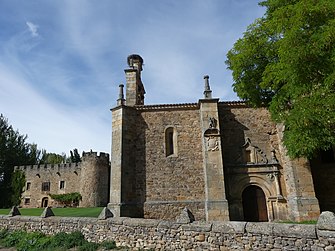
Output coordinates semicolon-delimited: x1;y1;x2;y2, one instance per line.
101;240;117;250
77;241;100;251
2;230;25;247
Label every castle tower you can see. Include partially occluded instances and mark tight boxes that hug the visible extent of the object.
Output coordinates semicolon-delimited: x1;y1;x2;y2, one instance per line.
125;54;145;106
79;152;110;207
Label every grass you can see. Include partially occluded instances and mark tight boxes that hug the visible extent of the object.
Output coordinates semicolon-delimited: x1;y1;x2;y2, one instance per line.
0;207;103;217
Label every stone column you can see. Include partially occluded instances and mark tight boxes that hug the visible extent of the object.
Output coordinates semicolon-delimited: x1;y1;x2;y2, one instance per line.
199;98;229;221
108;106;123;216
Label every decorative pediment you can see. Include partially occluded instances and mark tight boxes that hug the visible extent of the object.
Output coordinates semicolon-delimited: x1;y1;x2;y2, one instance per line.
242;138;268;164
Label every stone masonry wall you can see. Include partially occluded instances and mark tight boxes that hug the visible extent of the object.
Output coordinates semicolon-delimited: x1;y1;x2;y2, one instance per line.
137;106;206;220
1;214;335;250
16;163;81;208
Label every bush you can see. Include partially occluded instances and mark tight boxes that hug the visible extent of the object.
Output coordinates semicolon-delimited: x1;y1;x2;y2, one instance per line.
101;240;117;250
2;230;25;247
77;241;100;251
50;231;85;249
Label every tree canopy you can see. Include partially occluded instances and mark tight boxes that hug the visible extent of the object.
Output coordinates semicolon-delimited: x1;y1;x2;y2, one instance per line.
226;0;335;158
0;114;40;207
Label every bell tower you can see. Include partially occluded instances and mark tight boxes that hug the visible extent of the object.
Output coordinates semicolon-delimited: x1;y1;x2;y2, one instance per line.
125;54;145;106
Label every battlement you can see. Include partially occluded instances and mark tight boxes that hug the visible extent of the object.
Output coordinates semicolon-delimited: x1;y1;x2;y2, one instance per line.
14;162;81;172
82;151;110;161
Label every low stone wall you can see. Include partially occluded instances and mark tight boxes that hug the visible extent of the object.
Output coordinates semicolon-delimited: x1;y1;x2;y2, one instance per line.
0;213;335;250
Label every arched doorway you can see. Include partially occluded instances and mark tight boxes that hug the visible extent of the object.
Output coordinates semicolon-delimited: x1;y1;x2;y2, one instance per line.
41;197;49;208
242;185;268;222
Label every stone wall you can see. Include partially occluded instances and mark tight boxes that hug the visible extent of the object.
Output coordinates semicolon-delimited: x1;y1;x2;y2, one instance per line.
16;163;81;208
136;105;206;220
1;212;335;250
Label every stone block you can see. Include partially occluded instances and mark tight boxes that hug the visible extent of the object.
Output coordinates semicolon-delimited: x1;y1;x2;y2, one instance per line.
176;207;195;224
273;223;316;239
212;221;246;234
123;218;160;227
40;207;54;218
98;207;113;220
8;206;21;217
181;221;212;232
245;222;273;235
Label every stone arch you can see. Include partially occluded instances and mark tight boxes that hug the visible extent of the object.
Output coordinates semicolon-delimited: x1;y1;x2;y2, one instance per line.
232;175;275;200
228;175;276;221
41;197;49;208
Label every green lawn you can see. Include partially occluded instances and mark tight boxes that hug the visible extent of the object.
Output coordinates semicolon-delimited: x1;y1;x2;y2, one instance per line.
0;207;103;217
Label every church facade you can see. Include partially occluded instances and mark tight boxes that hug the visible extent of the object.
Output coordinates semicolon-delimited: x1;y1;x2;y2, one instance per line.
107;54;329;222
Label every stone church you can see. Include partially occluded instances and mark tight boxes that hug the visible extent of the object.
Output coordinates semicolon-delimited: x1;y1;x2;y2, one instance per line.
17;54;335;222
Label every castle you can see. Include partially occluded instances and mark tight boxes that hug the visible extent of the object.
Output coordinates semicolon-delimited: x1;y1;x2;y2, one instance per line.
16;54;335;222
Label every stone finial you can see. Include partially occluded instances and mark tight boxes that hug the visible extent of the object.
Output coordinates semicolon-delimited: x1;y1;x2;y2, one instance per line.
98;207;114;220
176;207;195;224
117;84;125;106
8;206;21;217
317;211;335;231
41;207;55;218
203;75;212;99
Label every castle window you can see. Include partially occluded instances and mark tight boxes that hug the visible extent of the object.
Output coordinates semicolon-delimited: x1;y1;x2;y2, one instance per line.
59;180;65;189
24;198;30;205
165;127;177;157
26;182;31;191
41;182;50;192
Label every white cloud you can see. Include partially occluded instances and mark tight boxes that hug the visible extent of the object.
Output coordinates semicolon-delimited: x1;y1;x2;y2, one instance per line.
26;21;39;37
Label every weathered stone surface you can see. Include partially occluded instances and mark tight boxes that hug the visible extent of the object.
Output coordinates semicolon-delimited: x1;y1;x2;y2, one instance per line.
40;207;54;218
123;218;160;227
212;221;246;234
98;207;113;220
246;222;273;235
273;223;316;238
181;221;212;232
0;216;334;250
317;211;335;231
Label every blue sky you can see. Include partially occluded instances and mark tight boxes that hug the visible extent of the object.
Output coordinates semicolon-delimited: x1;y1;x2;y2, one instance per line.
0;0;265;155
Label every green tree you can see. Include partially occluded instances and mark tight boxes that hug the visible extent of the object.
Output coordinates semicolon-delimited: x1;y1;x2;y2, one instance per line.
0;114;40;207
39;150;67;164
11;170;26;206
226;0;335;158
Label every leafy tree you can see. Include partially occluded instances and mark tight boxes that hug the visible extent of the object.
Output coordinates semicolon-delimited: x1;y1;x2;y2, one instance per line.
70;148;81;163
39;150;67;164
226;0;335;158
0;114;40;207
11;170;26;206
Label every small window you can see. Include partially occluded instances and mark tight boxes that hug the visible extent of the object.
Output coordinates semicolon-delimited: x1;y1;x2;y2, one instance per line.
59;181;65;189
41;182;50;192
26;182;31;191
24;198;30;205
165;127;177;157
